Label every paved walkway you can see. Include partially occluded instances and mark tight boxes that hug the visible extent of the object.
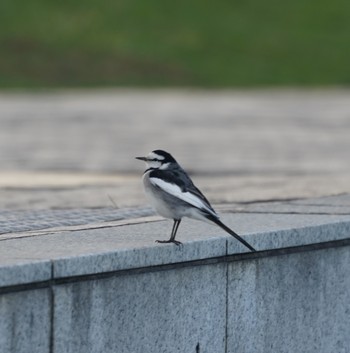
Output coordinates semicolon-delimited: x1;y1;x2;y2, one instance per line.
0;89;349;236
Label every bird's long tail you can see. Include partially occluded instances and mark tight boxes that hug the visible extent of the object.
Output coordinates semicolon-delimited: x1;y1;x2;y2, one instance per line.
208;216;256;252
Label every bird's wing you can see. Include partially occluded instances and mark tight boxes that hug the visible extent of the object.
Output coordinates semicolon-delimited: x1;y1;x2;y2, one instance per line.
149;170;217;217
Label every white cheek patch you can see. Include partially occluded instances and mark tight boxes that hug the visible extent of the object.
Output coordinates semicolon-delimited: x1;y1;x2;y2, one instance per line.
147;152;164;161
149;177;216;216
147;160;162;169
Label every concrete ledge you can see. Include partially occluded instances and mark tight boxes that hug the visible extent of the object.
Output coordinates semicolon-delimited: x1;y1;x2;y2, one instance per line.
1;199;350;353
0;261;52;288
1;212;350;284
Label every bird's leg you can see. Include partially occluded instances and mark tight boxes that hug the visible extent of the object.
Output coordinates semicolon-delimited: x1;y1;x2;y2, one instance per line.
170;219;182;244
156;219;182;245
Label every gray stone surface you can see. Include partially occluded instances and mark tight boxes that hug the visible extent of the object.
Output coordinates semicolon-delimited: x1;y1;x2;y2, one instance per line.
233;193;350;215
53;263;226;353
0;206;349;284
227;245;350;353
51;227;227;279
0;261;51;287
0;207;153;234
2;193;350;241
0;289;51;353
226;213;350;253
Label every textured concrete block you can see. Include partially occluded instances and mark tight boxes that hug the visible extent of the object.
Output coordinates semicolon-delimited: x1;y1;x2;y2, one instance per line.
53;263;226;353
52;234;227;278
0;217;227;279
0;289;51;353
49;218;227;278
227;246;350;353
225;213;350;253
0;261;51;287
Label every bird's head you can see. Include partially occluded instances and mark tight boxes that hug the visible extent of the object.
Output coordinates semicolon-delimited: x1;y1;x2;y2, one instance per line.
136;149;177;169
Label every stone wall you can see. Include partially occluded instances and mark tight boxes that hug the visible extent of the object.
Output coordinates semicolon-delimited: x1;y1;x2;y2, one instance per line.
1;218;349;353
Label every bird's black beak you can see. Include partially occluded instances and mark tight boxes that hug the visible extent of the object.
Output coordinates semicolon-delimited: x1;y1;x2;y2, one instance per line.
135;156;147;161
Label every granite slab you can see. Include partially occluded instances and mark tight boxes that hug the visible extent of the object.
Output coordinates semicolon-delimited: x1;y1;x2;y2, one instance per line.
0;209;349;285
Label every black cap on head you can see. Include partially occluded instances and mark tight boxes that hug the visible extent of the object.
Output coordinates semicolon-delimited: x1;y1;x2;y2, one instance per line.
152;150;177;163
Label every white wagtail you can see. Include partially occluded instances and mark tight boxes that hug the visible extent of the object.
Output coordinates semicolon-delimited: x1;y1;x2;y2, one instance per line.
136;150;256;251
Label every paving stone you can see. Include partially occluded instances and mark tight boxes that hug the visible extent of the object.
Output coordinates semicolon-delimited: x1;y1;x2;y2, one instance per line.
0;90;349;175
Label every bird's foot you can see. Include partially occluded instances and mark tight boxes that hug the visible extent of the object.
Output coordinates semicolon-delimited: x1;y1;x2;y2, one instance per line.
156;239;182;246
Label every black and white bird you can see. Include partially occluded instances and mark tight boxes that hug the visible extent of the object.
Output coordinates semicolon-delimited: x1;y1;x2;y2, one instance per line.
136;150;256;252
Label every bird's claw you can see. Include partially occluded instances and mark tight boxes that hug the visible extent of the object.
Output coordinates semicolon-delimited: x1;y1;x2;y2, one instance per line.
156;239;182;246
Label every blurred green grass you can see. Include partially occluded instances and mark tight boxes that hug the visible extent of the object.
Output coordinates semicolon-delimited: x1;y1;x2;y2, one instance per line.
1;0;350;88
